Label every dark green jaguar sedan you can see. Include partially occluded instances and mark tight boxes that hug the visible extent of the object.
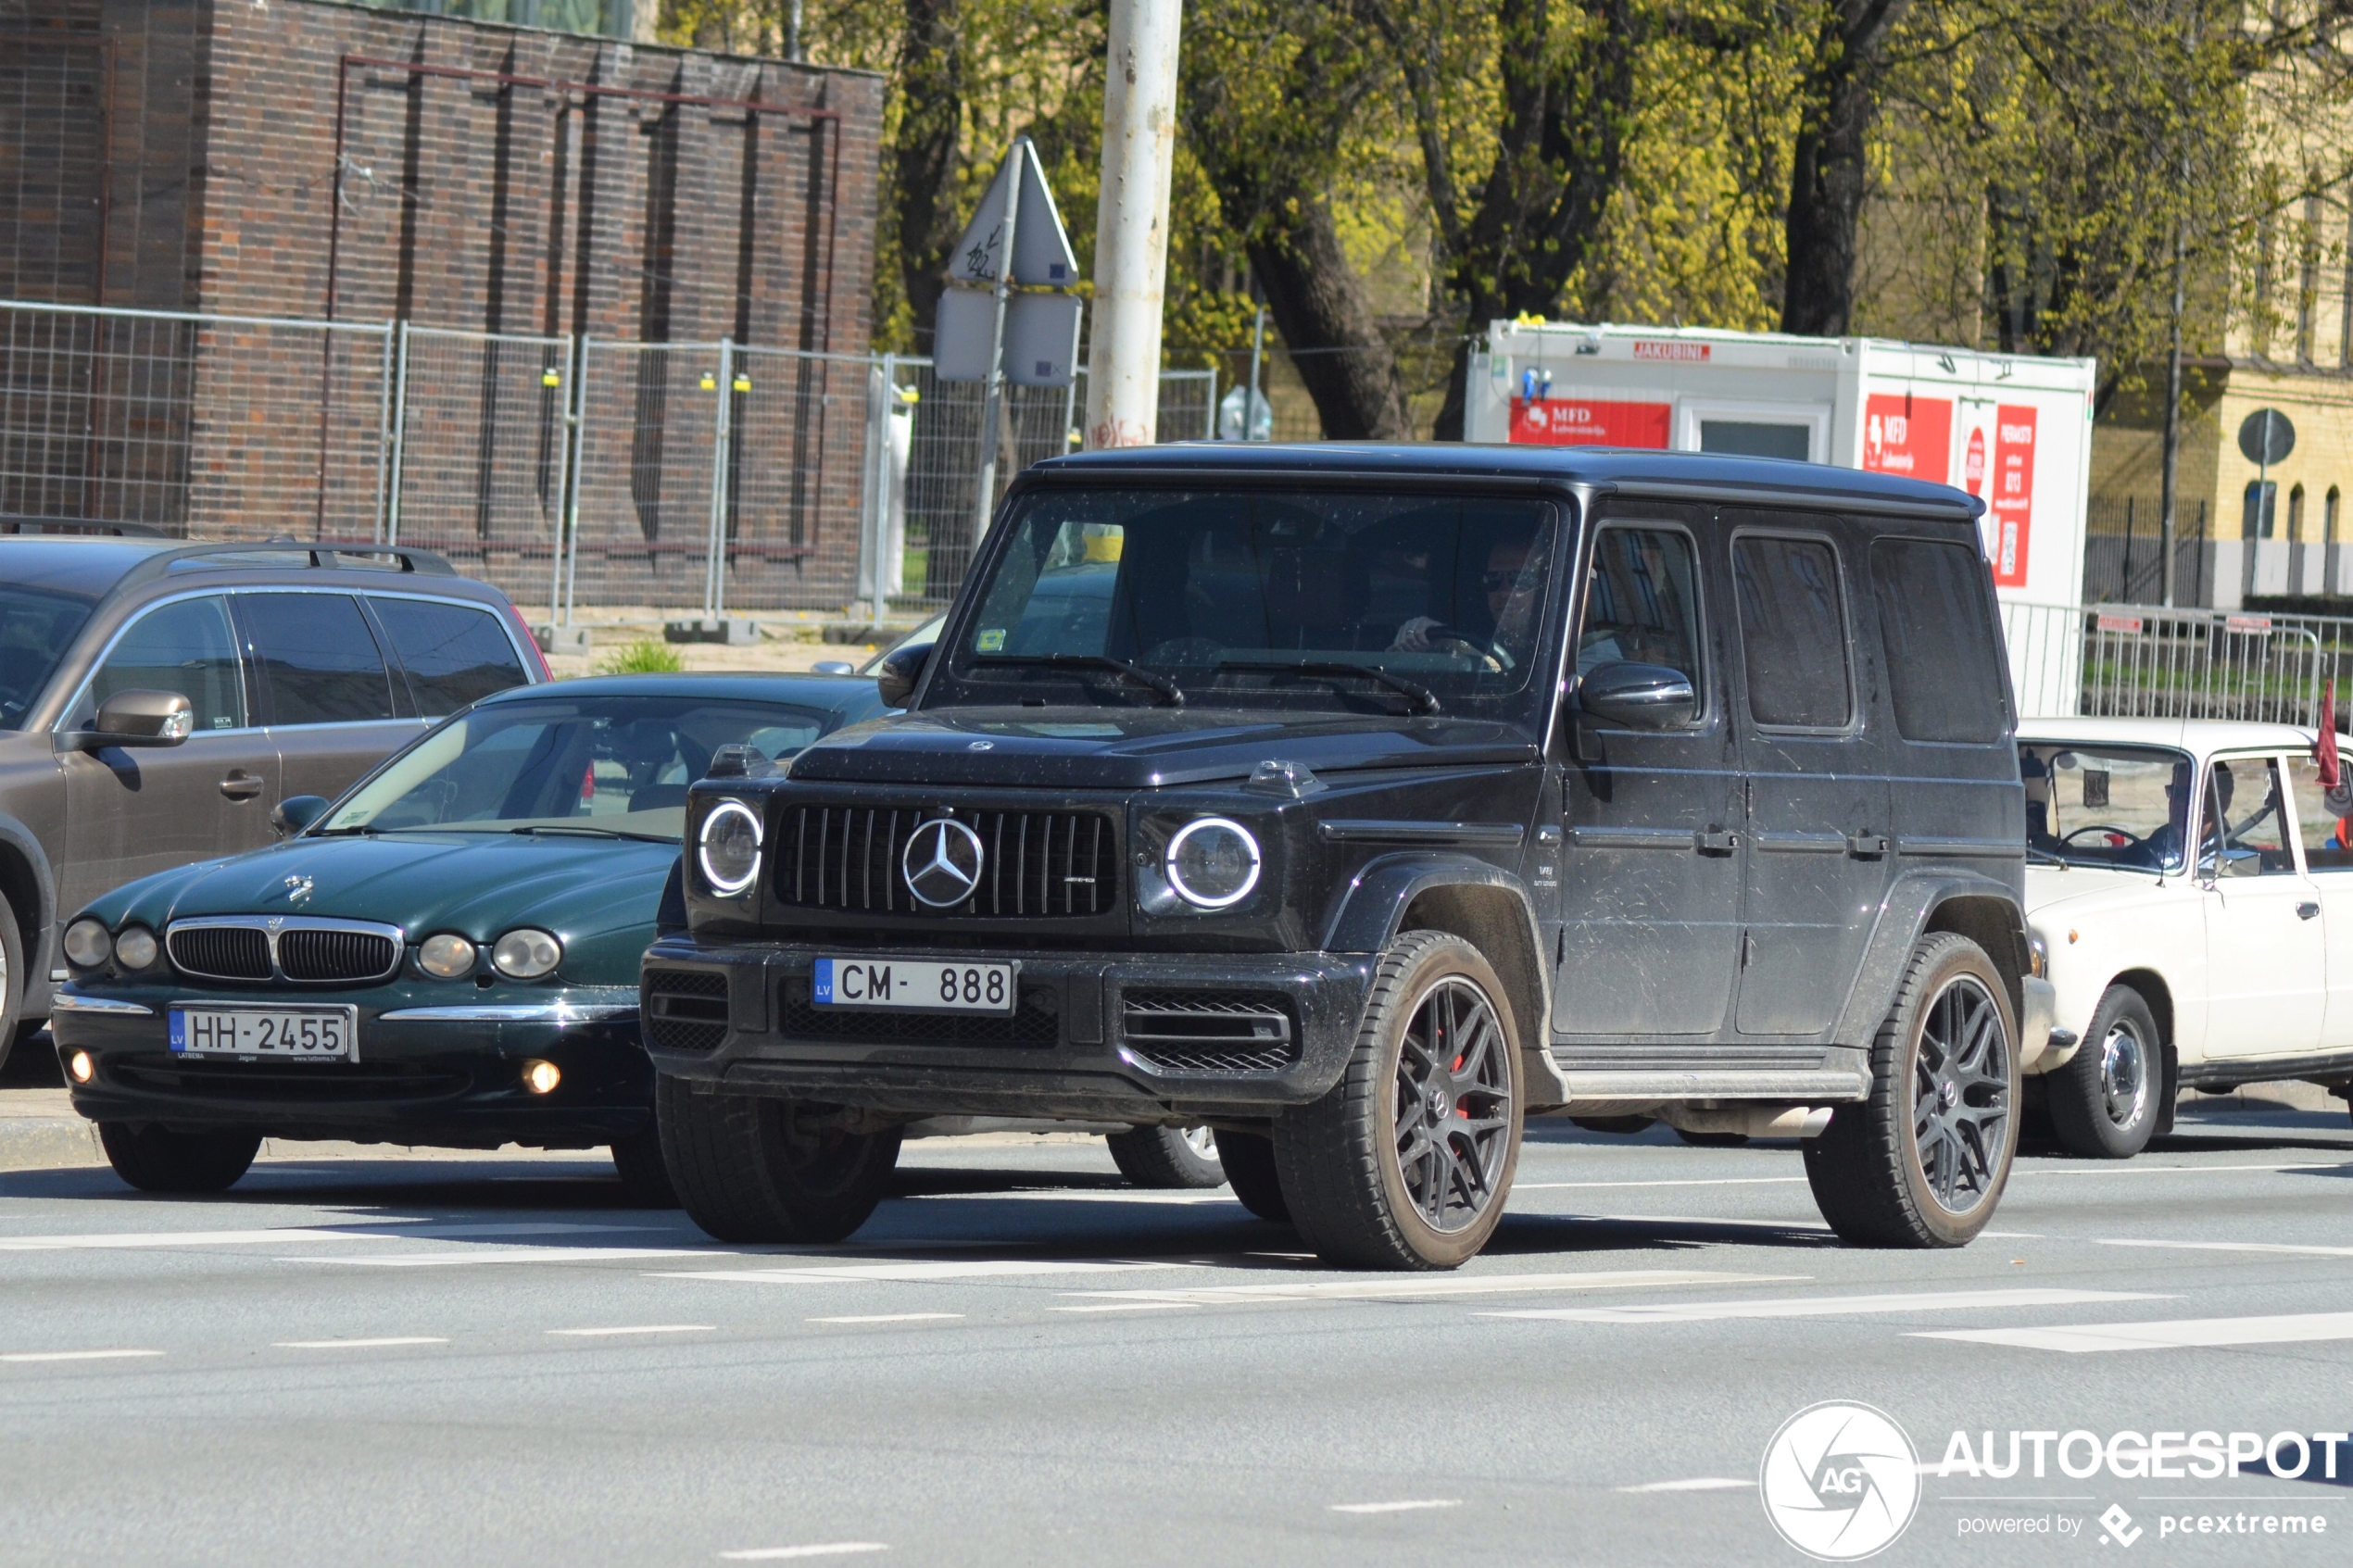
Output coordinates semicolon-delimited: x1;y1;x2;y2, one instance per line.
47;673;887;1199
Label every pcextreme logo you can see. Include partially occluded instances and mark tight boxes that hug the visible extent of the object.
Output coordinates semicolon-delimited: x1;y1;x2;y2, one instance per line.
1759;1401;1922;1561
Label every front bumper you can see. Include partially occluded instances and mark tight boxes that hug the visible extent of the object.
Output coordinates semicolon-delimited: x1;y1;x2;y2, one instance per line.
640;937;1378;1123
51;984;650;1148
2018;975;2064;1074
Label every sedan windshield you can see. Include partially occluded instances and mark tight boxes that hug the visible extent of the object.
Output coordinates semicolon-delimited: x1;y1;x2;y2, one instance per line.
2020;742;2195;873
320;697;832;841
933;489;1559;716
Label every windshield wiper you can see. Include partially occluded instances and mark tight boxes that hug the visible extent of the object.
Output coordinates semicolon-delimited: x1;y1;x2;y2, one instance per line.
506;823;675;843
1214;659;1441;715
309;824;377;837
970;653;1185;707
2025;844;2066;866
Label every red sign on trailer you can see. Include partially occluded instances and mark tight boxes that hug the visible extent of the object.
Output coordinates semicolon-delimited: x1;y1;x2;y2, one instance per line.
1991;405;2036;588
1509;397;1671;448
1861;393;1952;479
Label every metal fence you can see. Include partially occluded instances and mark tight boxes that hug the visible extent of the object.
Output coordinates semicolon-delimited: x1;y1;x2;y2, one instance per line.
0;297;1224;621
2003;601;2332;725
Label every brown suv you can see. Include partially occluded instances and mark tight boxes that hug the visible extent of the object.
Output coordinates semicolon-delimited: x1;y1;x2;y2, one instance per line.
0;532;547;1068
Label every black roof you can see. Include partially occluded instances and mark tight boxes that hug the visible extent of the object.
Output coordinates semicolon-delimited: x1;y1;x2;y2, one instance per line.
1025;442;1984;520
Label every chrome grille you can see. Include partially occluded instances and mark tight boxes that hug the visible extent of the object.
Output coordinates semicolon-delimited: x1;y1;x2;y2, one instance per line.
778;806;1116;917
166;926;271;983
279;928;400;983
165;918;407;986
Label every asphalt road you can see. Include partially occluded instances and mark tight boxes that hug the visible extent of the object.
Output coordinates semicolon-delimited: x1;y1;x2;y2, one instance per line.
2;1097;2349;1567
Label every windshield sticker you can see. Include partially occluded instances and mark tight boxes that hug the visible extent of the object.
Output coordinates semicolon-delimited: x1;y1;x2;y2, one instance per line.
976;629;1006;652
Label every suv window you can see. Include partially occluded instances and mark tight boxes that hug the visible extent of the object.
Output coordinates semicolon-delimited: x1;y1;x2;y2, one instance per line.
1581;526;1702;687
0;584;94;730
370;596;528;717
2208;757;2296;876
1870;536;2007;743
2284;753;2353;871
75;596;245;733
239;593;396;725
1731;533;1851;728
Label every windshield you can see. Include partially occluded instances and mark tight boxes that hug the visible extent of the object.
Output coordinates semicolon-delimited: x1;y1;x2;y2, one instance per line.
320;697;833;840
933;489;1559;715
2020;742;2195;873
0;585;94;730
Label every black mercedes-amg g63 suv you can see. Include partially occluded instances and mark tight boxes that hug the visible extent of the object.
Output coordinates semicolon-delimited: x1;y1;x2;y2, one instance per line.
643;444;2051;1269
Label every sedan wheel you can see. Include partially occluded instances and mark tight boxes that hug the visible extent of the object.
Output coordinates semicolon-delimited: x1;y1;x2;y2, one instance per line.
2046;985;2165;1159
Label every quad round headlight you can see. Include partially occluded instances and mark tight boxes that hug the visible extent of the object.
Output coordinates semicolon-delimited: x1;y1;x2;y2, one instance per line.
419;933;477;979
492;928;562;980
63;918;112;970
698;800;763;896
1164;817;1262;909
113;926;158;972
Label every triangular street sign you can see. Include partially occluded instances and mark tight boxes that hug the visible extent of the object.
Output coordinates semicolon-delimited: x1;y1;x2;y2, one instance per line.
946;140;1080;289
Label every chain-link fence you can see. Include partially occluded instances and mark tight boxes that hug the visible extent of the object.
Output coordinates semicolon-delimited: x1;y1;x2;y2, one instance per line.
2;296;1245;621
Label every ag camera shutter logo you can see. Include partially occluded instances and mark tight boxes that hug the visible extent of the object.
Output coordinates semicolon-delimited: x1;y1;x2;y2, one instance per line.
1760;1401;1921;1560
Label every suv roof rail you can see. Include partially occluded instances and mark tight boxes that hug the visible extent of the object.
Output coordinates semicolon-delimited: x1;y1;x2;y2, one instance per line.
0;515;168;538
107;538;461;596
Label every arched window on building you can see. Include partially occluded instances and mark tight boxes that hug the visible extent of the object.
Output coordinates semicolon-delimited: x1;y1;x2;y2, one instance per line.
2291;483;2308;539
2328;487;2341;546
2331;487;2346;596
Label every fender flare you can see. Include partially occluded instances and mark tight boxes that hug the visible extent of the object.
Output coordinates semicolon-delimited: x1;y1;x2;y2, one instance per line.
1322;852;1569;1105
1831;867;2028;1048
0;809;57;1015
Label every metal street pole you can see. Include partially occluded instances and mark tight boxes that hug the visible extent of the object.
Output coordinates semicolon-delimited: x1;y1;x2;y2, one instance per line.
1083;0;1183;449
1247;303;1265;440
2161;216;2185;608
970;157;1023;548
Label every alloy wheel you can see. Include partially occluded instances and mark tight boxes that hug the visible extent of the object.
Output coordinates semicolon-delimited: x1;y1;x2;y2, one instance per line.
1911;974;2010;1214
2098;1021;2150;1129
1182;1126;1218;1161
1390;977;1515;1233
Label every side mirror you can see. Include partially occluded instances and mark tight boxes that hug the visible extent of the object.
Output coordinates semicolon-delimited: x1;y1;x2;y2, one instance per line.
2221;847;2263;879
272;795;331;836
874;642;933;709
810;659;857;676
1578;661;1697;731
69;689;195;749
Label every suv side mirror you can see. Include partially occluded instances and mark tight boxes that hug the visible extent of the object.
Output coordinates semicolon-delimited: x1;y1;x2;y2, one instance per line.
1579;661;1697;731
69;689;195;750
272;795;332;836
874;642;932;709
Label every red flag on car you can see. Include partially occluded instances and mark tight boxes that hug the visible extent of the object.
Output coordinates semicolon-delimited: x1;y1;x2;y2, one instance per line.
2321;679;2342;790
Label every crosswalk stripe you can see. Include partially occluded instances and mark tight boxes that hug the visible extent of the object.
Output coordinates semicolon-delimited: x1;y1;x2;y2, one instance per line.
294;1248;732;1268
1063;1269;1805;1309
1616;1478;1753;1493
1;1348;163;1363
1483;1287;2163;1325
654;1259;1177;1285
0;1222;648;1252
2097;1238;2353;1259
1915;1311;2353;1354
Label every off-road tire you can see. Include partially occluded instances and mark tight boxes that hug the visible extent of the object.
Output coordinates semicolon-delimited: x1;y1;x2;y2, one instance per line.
1213;1129;1289;1221
0;889;24;1078
609;1129;682;1207
98;1123;261;1194
2045;985;2163;1159
657;1076;901;1244
1273;931;1524;1270
1106;1125;1226;1189
1805;933;2018;1248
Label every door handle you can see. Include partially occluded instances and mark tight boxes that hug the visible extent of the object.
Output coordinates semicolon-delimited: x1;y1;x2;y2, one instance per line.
2297;901;2321;921
1846;832;1890;859
220;771;264;801
1694;827;1739;856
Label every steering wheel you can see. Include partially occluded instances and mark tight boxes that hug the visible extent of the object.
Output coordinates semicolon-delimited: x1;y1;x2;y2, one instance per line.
2063;823;2148;849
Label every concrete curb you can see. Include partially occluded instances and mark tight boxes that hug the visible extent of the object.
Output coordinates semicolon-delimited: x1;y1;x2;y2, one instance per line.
0;1117;103;1172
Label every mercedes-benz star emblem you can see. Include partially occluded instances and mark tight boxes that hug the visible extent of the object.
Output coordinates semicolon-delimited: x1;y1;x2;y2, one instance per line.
902;817;985;908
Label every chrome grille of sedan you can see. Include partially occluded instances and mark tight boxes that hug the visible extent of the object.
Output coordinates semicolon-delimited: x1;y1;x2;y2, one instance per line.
166;918;406;986
165;925;271;983
279;928;402;983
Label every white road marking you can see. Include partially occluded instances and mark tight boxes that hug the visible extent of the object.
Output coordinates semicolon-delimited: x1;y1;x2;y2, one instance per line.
273;1336;449;1350
1483;1286;2162;1325
653;1260;1177;1286
1049;1301;1202;1314
294;1248;731;1268
0;1222;647;1252
718;1546;888;1562
808;1313;963;1325
1916;1310;2353;1354
909;1190;1240;1206
2097;1237;2353;1259
1328;1499;1462;1515
1516;1177;1808;1191
2014;1161;2341;1178
1616;1478;1753;1493
1063;1269;1806;1309
547;1324;715;1337
1;1348;164;1364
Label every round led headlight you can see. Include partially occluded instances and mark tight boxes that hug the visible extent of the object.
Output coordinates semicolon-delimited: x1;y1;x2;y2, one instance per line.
1164;817;1262;909
114;926;158;972
419;933;477;979
698;800;763;896
492;928;562;980
63;918;112;970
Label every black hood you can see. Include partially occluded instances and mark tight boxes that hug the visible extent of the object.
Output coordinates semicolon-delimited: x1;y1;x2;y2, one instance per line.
785;708;1541;789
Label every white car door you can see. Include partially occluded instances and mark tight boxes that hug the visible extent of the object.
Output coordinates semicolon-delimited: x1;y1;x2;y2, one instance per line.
2284;751;2353;1049
2202;755;2327;1058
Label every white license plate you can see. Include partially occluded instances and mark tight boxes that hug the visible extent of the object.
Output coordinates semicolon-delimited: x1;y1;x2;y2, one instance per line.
812;958;1017;1014
169;1005;359;1060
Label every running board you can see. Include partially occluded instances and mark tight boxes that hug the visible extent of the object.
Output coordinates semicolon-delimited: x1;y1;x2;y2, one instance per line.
1554;1069;1870;1103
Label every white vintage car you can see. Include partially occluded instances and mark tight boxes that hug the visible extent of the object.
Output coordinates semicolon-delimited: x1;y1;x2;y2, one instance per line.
2020;717;2353;1156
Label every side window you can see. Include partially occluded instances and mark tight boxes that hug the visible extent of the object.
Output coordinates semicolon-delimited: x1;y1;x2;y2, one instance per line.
238;593;395;726
75;596;245;733
2208;758;2296;876
370;596;529;717
1870;536;2007;743
1731;533;1852;728
1581;526;1703;686
2284;754;2353;871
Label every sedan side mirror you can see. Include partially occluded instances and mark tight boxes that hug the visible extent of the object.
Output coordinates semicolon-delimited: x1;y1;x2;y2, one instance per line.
68;689;195;750
874;642;933;709
272;795;332;836
1579;661;1697;731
